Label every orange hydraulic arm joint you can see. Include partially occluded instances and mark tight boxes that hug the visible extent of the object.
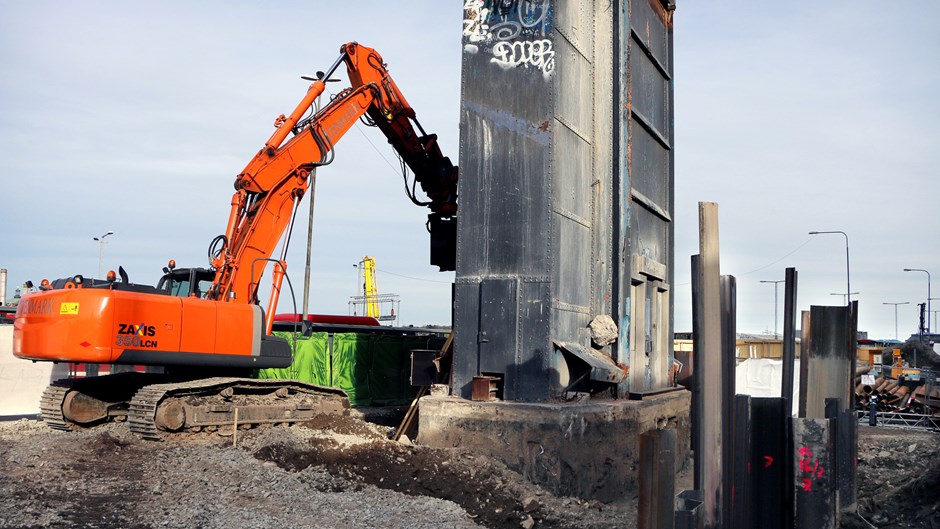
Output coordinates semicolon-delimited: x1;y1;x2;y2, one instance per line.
207;42;458;334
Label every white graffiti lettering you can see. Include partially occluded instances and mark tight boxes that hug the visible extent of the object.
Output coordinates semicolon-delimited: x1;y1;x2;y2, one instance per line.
490;39;555;79
463;0;491;43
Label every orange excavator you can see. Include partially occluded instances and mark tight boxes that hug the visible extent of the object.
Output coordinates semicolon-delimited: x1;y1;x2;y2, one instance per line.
12;42;458;439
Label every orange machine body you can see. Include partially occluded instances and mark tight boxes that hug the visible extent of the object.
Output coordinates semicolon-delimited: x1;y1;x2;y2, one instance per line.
13;286;282;368
13;41;456;373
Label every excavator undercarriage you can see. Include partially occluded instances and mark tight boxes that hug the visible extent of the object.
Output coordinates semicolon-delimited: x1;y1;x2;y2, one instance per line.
40;373;349;440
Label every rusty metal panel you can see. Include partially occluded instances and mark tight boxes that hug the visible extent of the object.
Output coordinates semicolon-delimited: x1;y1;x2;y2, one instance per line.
638;428;676;529
800;304;858;419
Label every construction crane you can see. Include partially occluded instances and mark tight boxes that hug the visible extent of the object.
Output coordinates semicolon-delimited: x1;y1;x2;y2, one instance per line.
362;256;380;319
350;256;399;325
13;42;457;438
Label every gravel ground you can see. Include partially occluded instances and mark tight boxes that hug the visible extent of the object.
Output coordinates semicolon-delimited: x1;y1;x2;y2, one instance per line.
2;416;935;529
0;417;631;529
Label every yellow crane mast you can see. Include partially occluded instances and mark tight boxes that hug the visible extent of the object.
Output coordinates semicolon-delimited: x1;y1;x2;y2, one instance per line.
362;256;380;319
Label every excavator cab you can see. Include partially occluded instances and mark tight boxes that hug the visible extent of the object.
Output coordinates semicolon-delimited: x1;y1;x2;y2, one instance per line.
156;266;214;299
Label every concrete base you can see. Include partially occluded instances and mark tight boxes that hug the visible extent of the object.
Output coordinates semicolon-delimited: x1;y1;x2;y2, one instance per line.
418;390;691;502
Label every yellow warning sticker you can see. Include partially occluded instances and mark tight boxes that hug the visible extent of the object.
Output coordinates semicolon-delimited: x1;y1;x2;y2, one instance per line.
60;303;80;315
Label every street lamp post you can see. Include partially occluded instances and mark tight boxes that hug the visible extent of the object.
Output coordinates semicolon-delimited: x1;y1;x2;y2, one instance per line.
93;231;114;279
809;230;851;305
830;292;860;305
882;302;909;340
760;279;785;339
904;268;931;334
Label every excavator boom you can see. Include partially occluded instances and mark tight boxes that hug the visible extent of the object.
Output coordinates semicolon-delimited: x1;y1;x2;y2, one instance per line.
209;42;458;320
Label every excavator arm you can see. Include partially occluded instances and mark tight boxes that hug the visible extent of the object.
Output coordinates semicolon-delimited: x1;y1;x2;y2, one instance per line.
207;42;458;331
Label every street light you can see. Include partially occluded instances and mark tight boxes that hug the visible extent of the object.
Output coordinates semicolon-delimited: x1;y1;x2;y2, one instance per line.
760;279;785;338
809;230;851;305
829;292;860;305
903;268;931;334
882;302;909;340
93;231;114;279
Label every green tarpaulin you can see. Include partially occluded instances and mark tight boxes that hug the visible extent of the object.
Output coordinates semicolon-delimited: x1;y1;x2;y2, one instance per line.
256;331;445;407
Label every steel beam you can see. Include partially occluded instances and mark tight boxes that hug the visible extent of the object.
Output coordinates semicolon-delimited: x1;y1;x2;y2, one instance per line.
824;398;857;513
675;489;704;529
720;275;736;529
798;310;811;418
781;267;797;411
750;397;789;529
792;418;835;529
799;305;858;419
732;394;752;529
690;254;703;491
696;202;722;528
638;428;676;529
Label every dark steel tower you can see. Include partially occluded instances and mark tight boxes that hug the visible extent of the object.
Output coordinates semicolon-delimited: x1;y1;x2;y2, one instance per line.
453;0;676;401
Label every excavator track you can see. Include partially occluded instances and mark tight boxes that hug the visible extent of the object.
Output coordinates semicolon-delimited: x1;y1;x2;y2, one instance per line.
39;380;75;431
127;377;349;441
38;373;168;432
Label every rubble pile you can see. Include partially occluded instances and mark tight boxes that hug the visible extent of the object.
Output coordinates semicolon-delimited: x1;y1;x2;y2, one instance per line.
854;426;940;528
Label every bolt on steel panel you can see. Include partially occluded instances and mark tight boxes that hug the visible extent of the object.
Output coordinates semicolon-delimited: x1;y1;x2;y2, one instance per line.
455;0;674;401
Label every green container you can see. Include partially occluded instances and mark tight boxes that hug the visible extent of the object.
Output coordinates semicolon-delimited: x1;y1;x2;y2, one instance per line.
256;331;445;407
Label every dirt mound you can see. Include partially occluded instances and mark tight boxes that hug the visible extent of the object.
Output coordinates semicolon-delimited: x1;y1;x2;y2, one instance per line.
254;435;629;529
300;413;387;440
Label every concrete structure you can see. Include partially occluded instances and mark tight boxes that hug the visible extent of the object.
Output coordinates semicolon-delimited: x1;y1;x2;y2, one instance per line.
419;391;689;502
0;325;56;417
420;0;682;500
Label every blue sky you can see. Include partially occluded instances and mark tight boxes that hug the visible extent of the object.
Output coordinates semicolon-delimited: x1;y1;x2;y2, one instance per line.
1;2;937;339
